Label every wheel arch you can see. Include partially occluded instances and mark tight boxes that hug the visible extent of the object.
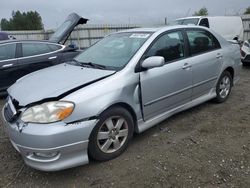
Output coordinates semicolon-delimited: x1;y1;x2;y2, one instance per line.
224;66;234;80
100;102;138;133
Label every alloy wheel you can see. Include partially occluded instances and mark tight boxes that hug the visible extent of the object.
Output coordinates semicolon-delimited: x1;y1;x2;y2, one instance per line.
97;116;129;153
219;75;231;99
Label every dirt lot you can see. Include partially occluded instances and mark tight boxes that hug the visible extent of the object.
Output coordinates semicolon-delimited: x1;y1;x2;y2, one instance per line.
0;67;250;188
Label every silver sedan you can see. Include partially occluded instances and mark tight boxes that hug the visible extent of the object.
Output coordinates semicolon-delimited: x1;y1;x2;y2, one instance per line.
2;25;241;171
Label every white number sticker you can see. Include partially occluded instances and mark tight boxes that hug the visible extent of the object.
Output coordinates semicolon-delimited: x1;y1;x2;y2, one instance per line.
130;33;150;39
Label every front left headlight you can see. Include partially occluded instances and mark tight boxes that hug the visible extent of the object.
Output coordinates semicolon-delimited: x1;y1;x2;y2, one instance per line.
21;101;74;123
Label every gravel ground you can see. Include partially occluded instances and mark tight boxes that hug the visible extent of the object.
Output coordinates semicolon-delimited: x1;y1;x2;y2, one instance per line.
0;67;249;188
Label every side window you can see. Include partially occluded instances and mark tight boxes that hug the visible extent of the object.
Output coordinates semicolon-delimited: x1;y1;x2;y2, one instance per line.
145;31;185;63
186;30;220;56
243;42;250;48
48;44;62;51
22;43;51;57
0;43;16;61
199;18;209;28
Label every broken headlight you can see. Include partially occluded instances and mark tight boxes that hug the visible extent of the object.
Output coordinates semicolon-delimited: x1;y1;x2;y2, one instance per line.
20;101;74;123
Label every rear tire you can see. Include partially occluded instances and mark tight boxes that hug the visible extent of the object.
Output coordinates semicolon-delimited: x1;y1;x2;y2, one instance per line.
214;71;232;103
88;107;134;161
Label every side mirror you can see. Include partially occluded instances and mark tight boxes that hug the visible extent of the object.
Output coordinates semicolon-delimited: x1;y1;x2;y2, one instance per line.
141;56;165;70
63;45;78;52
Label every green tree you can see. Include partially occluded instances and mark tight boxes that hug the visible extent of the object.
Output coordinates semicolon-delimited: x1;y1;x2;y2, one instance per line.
0;10;44;30
244;6;250;14
0;18;10;30
193;7;209;16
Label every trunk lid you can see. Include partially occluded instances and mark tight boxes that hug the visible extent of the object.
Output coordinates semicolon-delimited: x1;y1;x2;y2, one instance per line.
49;13;88;44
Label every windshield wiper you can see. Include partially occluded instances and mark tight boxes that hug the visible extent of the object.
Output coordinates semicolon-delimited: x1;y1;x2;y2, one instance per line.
71;59;119;70
72;59;107;70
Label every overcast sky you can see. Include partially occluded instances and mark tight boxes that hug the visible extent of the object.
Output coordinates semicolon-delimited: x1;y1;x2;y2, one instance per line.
0;0;249;29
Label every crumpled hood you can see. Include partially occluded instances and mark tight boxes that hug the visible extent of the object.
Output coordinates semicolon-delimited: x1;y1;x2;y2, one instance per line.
8;63;115;106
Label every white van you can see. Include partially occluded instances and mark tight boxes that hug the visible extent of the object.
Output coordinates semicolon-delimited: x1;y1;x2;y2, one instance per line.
174;16;244;42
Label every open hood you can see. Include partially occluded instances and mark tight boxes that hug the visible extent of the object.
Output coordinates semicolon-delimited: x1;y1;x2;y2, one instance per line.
49;13;88;44
8;63;115;107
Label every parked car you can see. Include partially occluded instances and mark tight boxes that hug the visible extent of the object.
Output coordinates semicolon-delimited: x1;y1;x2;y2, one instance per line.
241;39;250;66
0;32;16;41
0;13;88;95
0;32;9;40
173;16;244;42
2;25;241;171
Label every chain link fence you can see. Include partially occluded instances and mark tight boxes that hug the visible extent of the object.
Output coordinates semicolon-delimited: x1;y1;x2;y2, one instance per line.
4;17;250;48
5;24;140;48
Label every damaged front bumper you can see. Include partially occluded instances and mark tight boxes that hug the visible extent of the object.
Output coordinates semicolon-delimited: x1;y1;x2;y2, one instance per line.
2;108;97;171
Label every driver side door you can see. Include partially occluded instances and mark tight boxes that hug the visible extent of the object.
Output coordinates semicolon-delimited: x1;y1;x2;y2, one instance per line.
140;30;192;121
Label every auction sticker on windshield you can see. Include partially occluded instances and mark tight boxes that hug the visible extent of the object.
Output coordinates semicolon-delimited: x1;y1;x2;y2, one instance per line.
129;33;150;38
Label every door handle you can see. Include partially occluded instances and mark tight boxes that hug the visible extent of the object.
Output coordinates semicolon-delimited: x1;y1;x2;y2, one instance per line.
216;53;223;59
1;64;13;68
48;56;57;60
182;63;192;70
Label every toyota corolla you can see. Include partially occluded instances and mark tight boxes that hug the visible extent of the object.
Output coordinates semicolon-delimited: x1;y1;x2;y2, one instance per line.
2;25;241;171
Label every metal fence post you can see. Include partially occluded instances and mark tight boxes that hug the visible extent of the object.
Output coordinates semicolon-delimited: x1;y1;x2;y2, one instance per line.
87;29;91;47
75;26;80;50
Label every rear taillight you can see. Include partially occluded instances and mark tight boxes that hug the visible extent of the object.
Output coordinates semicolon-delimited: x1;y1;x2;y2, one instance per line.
241;49;246;57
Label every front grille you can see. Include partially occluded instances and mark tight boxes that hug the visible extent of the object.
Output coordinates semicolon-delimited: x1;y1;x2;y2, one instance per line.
4;97;19;123
4;104;15;122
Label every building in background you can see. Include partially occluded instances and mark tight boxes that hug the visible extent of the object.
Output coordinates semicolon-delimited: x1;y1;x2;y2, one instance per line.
242;14;250;41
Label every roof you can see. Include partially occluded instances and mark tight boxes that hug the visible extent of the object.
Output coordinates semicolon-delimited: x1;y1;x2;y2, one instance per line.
176;16;242;20
176;16;202;20
0;39;58;45
118;27;161;33
117;25;206;33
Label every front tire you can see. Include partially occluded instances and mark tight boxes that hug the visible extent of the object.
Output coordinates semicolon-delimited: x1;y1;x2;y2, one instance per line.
88;107;134;161
214;71;232;103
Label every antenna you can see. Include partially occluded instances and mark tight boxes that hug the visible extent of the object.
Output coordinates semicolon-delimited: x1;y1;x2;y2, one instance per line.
185;8;191;17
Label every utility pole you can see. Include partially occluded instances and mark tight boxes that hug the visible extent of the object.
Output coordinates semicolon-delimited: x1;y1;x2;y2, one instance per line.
185;8;191;17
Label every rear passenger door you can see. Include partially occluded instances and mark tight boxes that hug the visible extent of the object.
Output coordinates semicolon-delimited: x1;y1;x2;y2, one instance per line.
185;29;223;99
0;43;18;91
17;42;63;78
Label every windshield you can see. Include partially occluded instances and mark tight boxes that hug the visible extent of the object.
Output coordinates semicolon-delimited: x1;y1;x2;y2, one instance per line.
74;32;151;70
175;18;199;25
